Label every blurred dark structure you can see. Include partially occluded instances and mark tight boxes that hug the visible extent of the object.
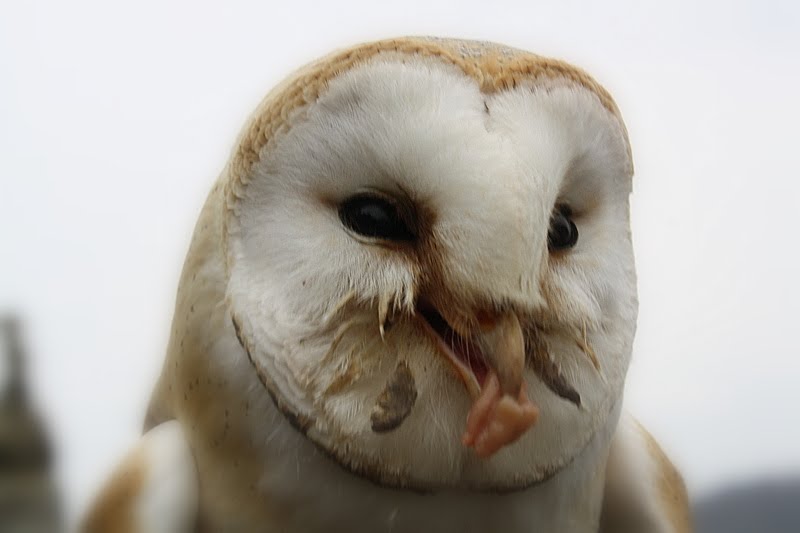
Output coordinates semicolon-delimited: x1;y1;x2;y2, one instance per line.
0;316;62;532
694;479;800;533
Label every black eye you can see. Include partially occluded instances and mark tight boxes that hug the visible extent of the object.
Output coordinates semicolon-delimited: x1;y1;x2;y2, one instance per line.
548;204;578;251
339;194;415;242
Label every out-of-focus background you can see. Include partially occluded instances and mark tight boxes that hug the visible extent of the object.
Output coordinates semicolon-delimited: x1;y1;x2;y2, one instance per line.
1;0;798;531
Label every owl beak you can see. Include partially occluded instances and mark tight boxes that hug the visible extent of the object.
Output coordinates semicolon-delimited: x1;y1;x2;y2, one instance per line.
474;311;525;397
417;304;539;457
466;311;539;457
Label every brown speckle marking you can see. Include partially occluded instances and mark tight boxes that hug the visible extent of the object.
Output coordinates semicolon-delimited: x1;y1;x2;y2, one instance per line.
370;360;418;433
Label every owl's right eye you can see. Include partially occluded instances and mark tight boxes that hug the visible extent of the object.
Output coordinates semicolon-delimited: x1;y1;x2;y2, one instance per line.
548;204;579;251
339;194;415;242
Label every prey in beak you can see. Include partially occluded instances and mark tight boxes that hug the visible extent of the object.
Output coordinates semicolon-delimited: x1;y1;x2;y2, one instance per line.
417;303;539;458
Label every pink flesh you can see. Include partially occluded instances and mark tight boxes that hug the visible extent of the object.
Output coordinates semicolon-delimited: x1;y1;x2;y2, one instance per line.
418;304;539;458
461;372;539;458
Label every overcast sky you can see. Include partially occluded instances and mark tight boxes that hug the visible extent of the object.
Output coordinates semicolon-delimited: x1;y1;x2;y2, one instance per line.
2;0;799;524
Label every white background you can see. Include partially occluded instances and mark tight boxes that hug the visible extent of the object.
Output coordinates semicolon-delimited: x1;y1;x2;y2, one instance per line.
2;0;799;525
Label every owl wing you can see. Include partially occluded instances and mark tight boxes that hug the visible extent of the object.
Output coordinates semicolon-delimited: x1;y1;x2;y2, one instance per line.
600;415;692;533
81;420;198;533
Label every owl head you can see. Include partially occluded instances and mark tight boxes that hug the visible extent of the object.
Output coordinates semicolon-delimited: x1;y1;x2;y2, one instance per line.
221;38;636;491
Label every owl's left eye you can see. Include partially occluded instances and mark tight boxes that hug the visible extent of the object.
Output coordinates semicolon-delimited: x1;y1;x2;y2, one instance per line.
339;194;415;242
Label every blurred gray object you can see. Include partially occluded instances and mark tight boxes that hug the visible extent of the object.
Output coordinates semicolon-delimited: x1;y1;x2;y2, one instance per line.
694;479;800;533
0;316;62;533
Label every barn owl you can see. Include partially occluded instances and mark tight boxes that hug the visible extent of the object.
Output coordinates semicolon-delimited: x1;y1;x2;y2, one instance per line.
83;37;691;533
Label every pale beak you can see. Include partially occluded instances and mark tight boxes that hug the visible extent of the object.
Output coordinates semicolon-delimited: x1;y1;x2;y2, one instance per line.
475;311;525;398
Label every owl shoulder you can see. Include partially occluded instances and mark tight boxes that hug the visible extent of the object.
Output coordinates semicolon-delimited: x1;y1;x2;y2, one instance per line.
600;415;692;533
81;420;198;533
